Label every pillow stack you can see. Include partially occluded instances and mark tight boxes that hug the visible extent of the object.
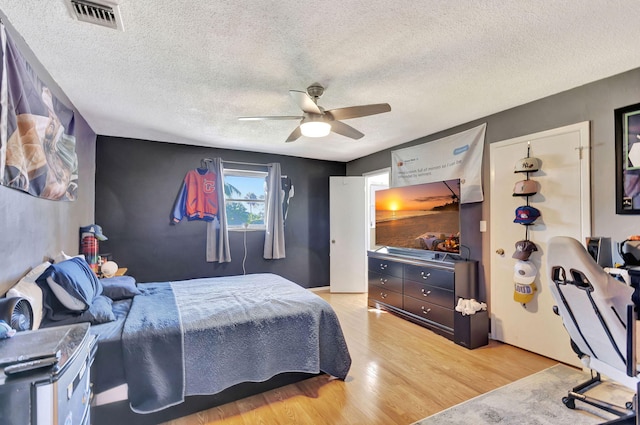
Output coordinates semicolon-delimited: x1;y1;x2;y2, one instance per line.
36;257;117;326
7;255;141;329
39;257;103;311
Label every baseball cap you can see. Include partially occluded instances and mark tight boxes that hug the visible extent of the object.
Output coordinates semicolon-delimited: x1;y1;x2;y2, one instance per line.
513;206;541;224
512;179;539;196
514;260;537;284
514;157;541;173
80;224;108;241
514;282;537;304
512;240;538;260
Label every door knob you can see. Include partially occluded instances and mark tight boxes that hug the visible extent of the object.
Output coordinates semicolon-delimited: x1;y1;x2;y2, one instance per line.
496;248;505;255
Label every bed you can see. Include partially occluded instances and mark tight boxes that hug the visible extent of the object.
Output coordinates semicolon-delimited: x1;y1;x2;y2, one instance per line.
18;258;351;424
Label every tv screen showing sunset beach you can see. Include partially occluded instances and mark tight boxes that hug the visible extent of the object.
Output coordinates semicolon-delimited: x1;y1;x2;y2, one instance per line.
375;179;460;252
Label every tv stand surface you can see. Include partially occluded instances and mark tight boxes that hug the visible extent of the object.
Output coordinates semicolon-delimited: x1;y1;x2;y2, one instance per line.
376;246;463;262
367;249;487;349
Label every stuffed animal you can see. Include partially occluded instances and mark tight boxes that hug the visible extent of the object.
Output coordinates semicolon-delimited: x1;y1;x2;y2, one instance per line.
455;298;487;316
0;320;16;339
101;260;119;278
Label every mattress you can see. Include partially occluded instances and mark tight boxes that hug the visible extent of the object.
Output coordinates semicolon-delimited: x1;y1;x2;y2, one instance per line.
87;273;352;413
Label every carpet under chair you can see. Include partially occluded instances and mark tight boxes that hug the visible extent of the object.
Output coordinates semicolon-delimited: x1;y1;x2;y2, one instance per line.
413;364;635;425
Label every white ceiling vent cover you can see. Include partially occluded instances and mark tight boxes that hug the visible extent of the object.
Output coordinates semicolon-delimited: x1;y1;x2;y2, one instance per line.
66;0;124;31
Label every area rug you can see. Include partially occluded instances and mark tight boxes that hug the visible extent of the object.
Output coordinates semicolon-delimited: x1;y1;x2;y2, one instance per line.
413;364;635;425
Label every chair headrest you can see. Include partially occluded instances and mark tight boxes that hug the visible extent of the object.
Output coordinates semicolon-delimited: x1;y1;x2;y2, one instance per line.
548;237;606;284
547;236;633;302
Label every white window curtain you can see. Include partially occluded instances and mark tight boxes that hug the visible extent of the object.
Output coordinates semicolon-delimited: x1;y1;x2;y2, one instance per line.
263;162;286;259
206;158;231;263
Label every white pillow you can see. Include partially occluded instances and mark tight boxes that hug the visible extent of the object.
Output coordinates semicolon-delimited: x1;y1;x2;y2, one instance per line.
6;261;51;330
46;276;87;310
53;251;84;264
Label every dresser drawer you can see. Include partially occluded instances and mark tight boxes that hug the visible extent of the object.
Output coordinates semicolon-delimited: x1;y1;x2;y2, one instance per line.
368;257;403;278
404;264;454;290
368;271;403;293
403;296;454;329
369;285;403;309
404;280;454;308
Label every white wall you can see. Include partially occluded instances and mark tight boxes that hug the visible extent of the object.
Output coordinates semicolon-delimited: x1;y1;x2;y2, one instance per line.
0;16;96;294
347;67;640;303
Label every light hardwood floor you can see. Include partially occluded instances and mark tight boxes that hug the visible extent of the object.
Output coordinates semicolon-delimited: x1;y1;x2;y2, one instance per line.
164;290;559;425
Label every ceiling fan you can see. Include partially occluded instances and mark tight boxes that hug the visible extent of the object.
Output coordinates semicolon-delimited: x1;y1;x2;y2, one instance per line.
238;83;391;143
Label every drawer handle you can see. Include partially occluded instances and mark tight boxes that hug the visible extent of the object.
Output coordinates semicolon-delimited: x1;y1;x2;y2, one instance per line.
379;263;388;269
421;306;431;314
421;271;431;280
421;289;431;297
380;292;387;299
380;278;387;284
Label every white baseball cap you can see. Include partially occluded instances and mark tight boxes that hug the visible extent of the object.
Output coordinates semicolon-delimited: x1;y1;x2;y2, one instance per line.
514;157;541;173
514;260;537;284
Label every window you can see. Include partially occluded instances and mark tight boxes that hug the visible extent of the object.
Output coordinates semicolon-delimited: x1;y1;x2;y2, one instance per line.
223;168;267;230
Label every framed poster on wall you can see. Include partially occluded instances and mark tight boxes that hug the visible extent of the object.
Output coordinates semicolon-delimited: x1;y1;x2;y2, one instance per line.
615;102;640;214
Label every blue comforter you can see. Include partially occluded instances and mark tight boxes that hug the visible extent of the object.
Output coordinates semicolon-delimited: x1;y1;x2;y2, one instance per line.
121;273;351;413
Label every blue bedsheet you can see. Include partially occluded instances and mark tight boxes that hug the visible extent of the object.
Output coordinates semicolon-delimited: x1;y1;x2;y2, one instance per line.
121;273;351;413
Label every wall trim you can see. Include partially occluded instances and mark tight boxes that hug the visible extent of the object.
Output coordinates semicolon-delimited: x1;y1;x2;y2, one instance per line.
309;286;330;292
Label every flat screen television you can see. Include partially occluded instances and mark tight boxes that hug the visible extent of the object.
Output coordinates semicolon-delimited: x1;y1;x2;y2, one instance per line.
375;179;461;253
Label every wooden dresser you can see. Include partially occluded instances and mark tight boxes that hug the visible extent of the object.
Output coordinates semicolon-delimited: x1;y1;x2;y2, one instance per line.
368;248;486;348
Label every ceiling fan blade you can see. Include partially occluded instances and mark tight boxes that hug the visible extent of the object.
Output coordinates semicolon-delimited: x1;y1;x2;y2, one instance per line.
330;120;364;140
238;115;303;121
285;126;302;143
326;103;391;121
289;90;322;114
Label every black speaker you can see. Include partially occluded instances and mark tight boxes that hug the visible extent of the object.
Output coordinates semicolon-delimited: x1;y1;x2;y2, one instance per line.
454;310;488;349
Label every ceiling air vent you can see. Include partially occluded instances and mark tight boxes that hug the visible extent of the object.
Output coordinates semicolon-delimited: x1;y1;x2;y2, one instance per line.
66;0;124;31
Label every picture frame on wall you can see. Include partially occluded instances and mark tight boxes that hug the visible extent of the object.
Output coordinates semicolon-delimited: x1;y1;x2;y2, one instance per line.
615;102;640;214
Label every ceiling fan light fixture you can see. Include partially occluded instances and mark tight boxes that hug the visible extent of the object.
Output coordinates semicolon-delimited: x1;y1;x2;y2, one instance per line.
300;121;331;138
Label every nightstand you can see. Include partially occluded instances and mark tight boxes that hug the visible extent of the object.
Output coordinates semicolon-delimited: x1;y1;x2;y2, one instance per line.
0;323;96;425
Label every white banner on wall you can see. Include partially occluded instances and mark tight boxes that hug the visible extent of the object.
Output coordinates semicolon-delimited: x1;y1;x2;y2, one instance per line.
391;123;486;203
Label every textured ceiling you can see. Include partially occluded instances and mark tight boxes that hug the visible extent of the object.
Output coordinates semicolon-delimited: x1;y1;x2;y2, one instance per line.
1;1;640;162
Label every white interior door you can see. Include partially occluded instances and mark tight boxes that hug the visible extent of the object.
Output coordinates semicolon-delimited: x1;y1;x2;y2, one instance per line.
330;176;367;293
490;122;590;367
365;169;390;250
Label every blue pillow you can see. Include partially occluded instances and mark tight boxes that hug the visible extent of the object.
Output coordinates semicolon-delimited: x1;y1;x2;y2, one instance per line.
100;276;141;300
37;257;102;311
40;295;115;327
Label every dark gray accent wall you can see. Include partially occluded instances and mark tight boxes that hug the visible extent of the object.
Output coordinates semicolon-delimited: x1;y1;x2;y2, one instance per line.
347;67;640;304
95;137;345;287
0;16;96;295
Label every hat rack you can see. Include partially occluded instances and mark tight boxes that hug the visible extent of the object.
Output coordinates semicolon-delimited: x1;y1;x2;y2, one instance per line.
514;141;540;240
512;141;541;306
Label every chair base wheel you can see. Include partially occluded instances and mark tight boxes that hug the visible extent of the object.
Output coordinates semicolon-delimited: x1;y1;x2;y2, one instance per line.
563;396;576;409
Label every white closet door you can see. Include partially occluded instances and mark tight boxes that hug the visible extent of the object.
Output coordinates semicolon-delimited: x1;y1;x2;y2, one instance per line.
489;122;590;367
330;176;367;293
